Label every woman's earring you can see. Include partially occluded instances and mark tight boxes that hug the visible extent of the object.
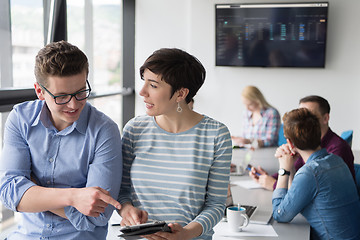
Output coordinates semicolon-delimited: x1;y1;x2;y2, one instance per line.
177;102;183;113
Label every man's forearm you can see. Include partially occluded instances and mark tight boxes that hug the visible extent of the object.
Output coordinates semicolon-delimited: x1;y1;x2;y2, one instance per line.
16;185;73;213
51;208;68;219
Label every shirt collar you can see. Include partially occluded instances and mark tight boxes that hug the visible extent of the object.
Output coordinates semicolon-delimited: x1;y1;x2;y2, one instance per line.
31;101;53;128
31;101;43;127
320;128;332;146
74;102;89;135
61;103;89;135
31;101;89;135
246;108;266;119
307;148;328;163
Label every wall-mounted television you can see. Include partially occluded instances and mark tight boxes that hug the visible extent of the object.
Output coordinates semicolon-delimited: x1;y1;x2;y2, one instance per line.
215;2;329;67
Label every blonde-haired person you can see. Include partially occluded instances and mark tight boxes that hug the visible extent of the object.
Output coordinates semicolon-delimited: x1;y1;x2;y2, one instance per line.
232;85;280;148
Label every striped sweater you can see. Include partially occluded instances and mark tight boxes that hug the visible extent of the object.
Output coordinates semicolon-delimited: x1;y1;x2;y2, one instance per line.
118;115;232;239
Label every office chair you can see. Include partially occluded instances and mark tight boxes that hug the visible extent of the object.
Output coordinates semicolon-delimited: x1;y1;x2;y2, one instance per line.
277;124;287;146
340;130;353;147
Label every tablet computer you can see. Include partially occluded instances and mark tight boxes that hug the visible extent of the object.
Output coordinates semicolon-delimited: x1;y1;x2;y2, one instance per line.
118;221;171;237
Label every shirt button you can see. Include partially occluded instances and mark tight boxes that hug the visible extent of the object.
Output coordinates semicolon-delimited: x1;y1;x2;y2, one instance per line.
47;181;51;185
49;158;54;163
277;209;281;214
46;224;51;228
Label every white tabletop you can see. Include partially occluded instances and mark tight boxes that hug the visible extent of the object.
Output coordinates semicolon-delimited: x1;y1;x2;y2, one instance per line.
226;147;310;240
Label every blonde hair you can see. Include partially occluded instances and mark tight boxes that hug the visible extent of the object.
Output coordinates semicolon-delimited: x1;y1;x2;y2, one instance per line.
241;85;272;109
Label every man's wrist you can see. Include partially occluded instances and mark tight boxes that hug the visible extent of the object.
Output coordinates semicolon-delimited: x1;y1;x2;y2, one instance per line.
66;188;76;207
118;201;133;216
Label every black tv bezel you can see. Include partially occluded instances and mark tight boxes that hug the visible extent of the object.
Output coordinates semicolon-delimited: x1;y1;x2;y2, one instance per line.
215;2;329;68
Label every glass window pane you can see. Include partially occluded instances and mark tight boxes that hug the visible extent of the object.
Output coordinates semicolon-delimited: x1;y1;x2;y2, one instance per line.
10;0;44;88
93;1;122;127
67;0;85;49
93;0;122;92
91;95;122;130
68;0;123;127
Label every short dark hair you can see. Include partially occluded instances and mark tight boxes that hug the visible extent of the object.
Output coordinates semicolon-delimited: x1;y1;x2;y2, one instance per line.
299;95;330;115
34;40;89;87
283;108;321;150
139;48;206;103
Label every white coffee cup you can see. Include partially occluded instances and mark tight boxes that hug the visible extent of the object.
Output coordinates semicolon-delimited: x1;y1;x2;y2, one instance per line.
226;206;249;232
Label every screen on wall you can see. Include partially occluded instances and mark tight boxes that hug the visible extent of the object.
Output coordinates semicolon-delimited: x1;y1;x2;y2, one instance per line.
215;3;328;67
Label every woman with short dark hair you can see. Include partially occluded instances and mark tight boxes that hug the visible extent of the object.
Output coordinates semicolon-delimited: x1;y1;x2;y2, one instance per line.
117;48;232;240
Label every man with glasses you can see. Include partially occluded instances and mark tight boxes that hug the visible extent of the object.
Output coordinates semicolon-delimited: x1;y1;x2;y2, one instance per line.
0;41;122;239
38;79;92;105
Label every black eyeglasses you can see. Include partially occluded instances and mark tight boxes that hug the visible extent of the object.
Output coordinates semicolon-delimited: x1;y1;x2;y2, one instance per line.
39;80;92;105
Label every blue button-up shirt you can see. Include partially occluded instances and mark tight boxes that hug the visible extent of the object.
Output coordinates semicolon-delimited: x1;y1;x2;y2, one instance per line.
272;149;360;240
0;100;122;240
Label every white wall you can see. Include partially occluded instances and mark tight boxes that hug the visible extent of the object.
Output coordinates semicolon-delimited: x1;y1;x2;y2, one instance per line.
135;0;360;150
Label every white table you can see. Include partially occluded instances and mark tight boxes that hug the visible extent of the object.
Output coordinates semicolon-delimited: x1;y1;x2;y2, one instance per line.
219;147;310;240
231;147;279;175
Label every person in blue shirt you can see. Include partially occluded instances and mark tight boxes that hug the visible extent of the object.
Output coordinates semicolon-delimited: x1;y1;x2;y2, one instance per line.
0;41;122;240
272;108;360;240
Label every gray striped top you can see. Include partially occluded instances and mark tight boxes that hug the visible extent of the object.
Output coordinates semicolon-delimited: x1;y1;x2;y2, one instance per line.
118;115;232;239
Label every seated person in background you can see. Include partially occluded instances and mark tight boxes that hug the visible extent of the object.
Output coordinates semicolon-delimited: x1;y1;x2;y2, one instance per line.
232;85;280;148
117;48;232;240
249;95;355;190
272;108;360;240
0;41;122;240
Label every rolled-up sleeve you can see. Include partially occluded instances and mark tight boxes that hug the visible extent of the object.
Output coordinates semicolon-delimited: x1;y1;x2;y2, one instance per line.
64;122;122;231
272;170;316;223
0;109;37;211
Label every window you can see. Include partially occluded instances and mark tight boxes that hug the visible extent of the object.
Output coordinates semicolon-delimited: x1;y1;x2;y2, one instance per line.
0;0;131;227
67;0;85;49
67;0;123;125
11;0;44;88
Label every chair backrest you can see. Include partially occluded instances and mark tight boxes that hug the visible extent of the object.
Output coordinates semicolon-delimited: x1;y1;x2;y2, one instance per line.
354;164;360;196
278;123;287;146
340;130;353;147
